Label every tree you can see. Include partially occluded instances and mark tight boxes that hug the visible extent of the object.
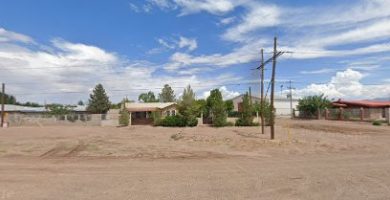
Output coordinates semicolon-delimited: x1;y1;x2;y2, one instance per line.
206;89;227;127
254;100;272;125
138;91;158;102
297;94;331;118
46;104;71;115
178;85;198;126
159;84;176;102
77;100;84;106
224;100;234;113
118;108;130;126
0;92;17;104
235;93;254;126
87;84;111;114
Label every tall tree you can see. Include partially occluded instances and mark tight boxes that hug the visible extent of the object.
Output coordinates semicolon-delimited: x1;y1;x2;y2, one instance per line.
138;91;158;102
206;89;227;127
0;92;17;104
178;85;198;126
236;93;254;126
77;100;84;106
159;84;176;102
87;84;111;114
297;94;330;117
224;100;234;113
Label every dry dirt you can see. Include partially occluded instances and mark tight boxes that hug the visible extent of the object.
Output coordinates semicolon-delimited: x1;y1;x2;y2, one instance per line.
0;119;389;199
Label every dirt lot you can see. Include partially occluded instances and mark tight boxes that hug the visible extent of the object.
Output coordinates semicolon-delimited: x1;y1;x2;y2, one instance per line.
0;119;389;199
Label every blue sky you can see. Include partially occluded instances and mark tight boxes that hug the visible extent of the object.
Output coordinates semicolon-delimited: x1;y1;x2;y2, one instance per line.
0;0;389;104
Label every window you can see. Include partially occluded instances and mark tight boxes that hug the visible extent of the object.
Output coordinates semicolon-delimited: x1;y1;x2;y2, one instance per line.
166;110;170;116
171;110;176;116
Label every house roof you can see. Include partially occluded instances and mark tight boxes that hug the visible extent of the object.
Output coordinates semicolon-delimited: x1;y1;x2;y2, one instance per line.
3;104;46;112
125;102;176;112
230;94;298;101
332;99;390;108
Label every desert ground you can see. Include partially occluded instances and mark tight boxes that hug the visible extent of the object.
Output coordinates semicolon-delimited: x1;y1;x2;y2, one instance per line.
0;119;389;200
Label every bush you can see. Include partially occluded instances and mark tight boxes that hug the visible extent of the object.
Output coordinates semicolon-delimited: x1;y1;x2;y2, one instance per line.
160;115;187;127
372;120;382;126
151;111;162;126
235;118;259;126
118;109;130;126
186;117;198;127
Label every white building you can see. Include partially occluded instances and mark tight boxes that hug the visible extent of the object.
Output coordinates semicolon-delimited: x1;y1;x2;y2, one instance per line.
230;95;299;116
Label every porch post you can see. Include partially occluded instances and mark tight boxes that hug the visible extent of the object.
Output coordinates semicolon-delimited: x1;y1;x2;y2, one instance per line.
360;107;364;121
339;107;344;120
129;112;132;126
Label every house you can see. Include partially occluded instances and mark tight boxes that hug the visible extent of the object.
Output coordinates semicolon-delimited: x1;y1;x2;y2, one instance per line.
332;99;390;120
230;95;299;116
125;102;177;125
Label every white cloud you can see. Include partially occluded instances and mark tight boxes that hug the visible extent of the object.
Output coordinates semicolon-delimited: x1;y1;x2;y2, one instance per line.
178;36;197;51
128;3;140;13
202;86;240;100
295;69;390;99
174;0;236;15
300;68;335;74
219;17;236;25
0;28;34;43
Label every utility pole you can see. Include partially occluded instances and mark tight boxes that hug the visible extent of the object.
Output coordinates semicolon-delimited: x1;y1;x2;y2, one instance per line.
270;37;277;140
260;49;265;135
280;85;283;96
1;83;5;128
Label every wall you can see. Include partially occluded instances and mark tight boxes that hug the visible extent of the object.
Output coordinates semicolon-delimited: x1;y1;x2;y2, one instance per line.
6;113;103;127
232;96;298;116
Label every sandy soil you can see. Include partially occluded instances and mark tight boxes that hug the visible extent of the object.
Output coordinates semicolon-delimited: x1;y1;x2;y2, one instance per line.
0;119;389;199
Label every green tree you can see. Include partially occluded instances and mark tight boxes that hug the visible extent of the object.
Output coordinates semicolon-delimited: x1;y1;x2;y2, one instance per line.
206;89;227;127
138;91;159;102
235;93;254;126
224;100;234;113
118;108;130;126
253;100;272;125
159;84;176;102
77;100;84;106
87;84;111;114
46;104;71;115
297;94;331;118
178;85;198;126
0;92;17;104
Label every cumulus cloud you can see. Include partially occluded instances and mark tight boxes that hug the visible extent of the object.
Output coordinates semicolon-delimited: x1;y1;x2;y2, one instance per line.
0;28;34;43
203;86;240;100
295;69;390;99
178;36;197;51
0;28;242;104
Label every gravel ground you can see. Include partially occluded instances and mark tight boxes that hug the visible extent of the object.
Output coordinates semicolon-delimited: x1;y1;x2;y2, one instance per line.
0;119;389;199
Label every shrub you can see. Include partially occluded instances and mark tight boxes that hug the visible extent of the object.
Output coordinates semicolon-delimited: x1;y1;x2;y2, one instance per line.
151;111;162;126
297;94;331;118
160;115;187;127
186;117;198;127
118;109;130;126
372;120;382;126
235;118;259;126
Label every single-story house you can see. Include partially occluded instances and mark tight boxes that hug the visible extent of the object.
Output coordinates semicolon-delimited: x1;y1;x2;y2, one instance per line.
230;95;299;116
332;99;390;120
125;102;177;125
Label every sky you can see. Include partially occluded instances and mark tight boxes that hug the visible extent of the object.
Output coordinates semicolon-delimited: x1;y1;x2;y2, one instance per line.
0;0;389;104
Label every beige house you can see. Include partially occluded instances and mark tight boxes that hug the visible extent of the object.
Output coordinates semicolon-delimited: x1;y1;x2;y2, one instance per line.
125;102;177;125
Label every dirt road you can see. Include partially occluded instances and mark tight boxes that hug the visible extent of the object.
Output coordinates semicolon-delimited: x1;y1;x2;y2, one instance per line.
0;119;389;199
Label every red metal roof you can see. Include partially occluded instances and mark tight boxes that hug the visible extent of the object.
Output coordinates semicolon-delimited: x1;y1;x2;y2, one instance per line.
332;99;390;108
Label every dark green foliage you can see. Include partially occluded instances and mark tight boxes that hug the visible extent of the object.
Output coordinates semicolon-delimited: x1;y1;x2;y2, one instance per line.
253;100;272;125
0;92;17;104
77;100;84;106
372;120;382;126
207;89;227;127
160;115;187;127
297;94;331;118
178;85;199;127
159;84;176;102
224;100;234;113
195;99;208;117
87;84;111;114
46;104;71;115
138;91;159;102
235;93;254;126
119;109;130;126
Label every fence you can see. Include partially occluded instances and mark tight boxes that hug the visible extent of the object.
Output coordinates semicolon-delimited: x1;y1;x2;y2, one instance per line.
293;107;389;122
5;113;105;127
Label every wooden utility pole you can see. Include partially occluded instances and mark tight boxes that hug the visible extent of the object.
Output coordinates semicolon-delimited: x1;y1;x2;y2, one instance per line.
270;37;277;140
1;83;5;128
260;49;265;134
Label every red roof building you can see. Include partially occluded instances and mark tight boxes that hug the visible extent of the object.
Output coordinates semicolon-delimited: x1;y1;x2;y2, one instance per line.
332;99;390;108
